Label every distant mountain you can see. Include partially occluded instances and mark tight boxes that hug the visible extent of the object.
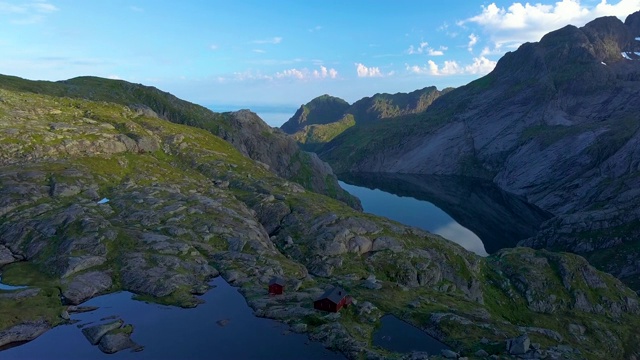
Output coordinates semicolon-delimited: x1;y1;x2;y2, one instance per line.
280;87;449;151
280;94;350;134
317;12;640;290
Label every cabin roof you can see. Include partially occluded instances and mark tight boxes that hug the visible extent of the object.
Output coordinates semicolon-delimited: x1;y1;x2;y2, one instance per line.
315;286;347;304
269;276;286;286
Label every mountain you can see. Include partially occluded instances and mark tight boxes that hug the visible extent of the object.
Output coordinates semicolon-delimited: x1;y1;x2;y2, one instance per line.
0;75;361;210
314;12;640;291
280;94;350;134
280;87;448;151
1;77;640;358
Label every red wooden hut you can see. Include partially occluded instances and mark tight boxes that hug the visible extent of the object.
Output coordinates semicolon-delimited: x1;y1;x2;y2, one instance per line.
313;286;352;313
268;276;285;295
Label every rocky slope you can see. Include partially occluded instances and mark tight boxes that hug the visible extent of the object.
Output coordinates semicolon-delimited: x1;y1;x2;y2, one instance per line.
0;75;360;210
281;87;448;152
316;12;640;290
0;83;639;358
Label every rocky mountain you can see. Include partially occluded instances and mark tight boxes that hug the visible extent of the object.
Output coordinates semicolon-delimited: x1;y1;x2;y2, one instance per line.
281;87;448;152
0;75;360;210
280;94;351;134
316;12;640;291
1;79;640;358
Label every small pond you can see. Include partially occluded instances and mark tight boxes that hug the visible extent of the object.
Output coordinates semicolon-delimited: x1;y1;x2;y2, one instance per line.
2;277;345;359
373;314;450;355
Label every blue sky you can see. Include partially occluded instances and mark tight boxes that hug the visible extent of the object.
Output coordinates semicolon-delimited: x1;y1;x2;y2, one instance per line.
1;0;639;125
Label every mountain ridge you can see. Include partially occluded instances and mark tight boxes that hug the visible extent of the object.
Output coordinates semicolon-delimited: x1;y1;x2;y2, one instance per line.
299;11;640;290
280;87;450;151
0;74;361;210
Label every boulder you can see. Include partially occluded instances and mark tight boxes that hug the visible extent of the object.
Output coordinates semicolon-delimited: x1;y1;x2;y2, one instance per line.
506;334;530;355
0;319;50;347
62;271;112;305
81;320;124;345
98;331;136;354
475;349;489;357
348;236;372;254
441;349;458;358
0;245;16;266
372;236;403;252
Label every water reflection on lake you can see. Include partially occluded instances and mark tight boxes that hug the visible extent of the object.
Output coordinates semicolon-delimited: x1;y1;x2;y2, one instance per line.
340;173;551;255
2;277;344;360
340;180;488;256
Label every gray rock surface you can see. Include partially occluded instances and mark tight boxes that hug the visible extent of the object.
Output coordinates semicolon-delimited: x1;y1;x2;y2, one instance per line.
98;331;135;354
62;271;113;305
507;334;530;355
81;320;124;345
0;320;50;347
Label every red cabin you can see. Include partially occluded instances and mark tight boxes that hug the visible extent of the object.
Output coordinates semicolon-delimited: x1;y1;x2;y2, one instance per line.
314;286;352;313
268;277;285;295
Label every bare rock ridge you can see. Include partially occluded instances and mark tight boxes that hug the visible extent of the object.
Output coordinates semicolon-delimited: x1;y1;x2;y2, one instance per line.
1;75;640;358
307;11;640;290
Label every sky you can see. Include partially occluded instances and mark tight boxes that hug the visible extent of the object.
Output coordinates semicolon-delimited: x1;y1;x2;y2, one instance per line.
1;0;639;125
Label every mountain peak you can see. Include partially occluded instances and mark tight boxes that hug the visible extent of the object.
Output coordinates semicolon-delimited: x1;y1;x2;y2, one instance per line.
280;95;350;134
625;10;640;33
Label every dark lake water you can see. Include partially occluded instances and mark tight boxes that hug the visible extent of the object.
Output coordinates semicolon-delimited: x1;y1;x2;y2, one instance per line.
2;277;344;360
339;173;551;255
372;315;450;355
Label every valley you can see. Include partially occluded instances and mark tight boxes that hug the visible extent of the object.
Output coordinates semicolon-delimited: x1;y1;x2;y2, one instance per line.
1;9;640;360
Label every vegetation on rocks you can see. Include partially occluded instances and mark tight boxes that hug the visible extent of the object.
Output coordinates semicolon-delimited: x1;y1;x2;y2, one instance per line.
0;78;639;359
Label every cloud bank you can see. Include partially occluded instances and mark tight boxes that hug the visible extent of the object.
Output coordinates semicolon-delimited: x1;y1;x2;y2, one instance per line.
465;0;640;49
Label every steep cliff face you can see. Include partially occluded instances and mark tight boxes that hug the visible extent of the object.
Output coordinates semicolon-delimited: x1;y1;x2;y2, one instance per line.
317;12;640;289
0;75;360;210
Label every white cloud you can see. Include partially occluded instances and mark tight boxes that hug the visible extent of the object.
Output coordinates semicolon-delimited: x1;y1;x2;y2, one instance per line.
108;75;122;80
210;44;218;50
275;66;339;80
252;36;282;44
253;49;266;53
0;0;58;24
408;41;446;56
276;68;305;80
355;63;382;77
130;6;143;12
407;41;429;54
407;56;496;76
465;0;640;49
308;25;322;32
468;33;478;52
464;56;497;74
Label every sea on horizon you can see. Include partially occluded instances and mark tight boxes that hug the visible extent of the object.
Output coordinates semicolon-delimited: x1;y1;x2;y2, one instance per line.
208;104;297;128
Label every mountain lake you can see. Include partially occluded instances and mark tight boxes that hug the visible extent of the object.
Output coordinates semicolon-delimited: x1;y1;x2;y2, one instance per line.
339;172;552;256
